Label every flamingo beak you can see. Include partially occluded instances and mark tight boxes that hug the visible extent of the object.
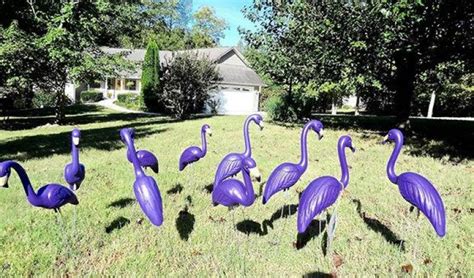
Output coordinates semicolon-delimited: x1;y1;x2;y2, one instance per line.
258;121;264;130
0;175;8;188
350;144;356;153
318;128;324;140
207;128;213;137
73;136;80;146
381;134;389;144
250;167;262;182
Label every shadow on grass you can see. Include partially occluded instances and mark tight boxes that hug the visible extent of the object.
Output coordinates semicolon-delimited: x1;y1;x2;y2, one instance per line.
105;216;130;234
267;204;298;223
303;271;333;278
203;183;213;194
175;205;195;241
0;119;171;161
295;219;327;250
167;184;183;195
107;198;135;208
275;115;474;163
352;199;405;251
236;219;272;236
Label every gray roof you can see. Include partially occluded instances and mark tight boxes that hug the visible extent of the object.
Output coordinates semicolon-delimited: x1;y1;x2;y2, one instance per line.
101;47;264;86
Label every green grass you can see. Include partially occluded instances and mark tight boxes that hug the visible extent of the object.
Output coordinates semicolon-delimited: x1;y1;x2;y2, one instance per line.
0;107;473;276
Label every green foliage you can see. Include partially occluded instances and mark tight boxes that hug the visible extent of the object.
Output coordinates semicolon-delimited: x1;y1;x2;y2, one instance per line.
32;91;56;108
160;52;221;119
116;93;141;111
80;91;103;103
190;6;229;47
265;95;297;122
141;39;160;112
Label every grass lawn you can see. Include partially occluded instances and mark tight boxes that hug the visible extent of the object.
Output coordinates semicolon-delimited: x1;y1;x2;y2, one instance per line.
0;106;473;276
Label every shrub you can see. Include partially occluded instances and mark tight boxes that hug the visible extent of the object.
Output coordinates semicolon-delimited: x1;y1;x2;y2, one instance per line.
80;90;103;103
32;90;56;108
265;95;298;122
116;93;142;110
141;39;160;112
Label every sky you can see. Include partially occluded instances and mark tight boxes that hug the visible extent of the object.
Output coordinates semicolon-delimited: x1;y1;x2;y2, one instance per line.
192;0;256;47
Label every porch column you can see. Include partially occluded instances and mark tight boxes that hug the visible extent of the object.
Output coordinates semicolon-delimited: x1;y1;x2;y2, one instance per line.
104;78;108;99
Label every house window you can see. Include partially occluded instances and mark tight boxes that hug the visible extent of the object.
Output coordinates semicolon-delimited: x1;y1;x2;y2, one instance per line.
126;79;138;91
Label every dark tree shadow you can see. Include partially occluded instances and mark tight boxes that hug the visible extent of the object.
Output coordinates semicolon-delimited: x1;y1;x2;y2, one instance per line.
203;183;213;194
107;198;135;208
295;219;327;250
175;205;195;241
105;216;130;233
167;184;183;195
236;219;273;236
267;204;298;223
303;271;333;278
257;181;266;197
352;199;405;251
273;115;474;163
0;119;170;161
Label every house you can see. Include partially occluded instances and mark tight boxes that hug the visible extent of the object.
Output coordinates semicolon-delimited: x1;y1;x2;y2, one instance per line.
65;47;265;115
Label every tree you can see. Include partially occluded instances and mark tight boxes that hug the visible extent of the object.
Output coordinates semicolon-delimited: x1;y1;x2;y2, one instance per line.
0;0;135;123
160;52;220;119
141;39;160;112
191;6;229;47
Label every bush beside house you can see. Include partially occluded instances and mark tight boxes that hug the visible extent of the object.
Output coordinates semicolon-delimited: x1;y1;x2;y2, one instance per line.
80;91;103;103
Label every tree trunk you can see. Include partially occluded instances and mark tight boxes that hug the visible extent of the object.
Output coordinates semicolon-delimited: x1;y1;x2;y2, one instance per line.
331;100;337;115
55;87;66;124
393;52;417;128
427;90;436;118
355;94;360;116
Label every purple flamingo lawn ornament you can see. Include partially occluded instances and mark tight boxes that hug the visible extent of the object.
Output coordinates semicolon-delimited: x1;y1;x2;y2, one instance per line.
127;146;159;174
64;128;85;191
262;120;324;205
297;135;355;234
213;114;263;189
120;128;163;226
212;157;261;208
383;129;446;237
0;160;78;212
179;124;212;171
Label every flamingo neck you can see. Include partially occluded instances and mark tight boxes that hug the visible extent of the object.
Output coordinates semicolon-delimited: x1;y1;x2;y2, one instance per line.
243;117;252;157
71;140;80;172
201;129;207;156
298;123;311;169
338;142;349;187
3;161;37;200
123;133;145;178
387;134;403;184
242;169;254;198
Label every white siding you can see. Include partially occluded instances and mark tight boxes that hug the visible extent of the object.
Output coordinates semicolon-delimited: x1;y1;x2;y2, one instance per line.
220;52;247;67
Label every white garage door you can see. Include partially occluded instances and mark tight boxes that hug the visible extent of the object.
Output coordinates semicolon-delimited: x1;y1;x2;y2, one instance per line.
207;87;260;115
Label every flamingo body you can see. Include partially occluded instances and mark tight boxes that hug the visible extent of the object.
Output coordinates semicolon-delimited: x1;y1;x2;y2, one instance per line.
262;163;302;204
1;160;79;211
212;178;254;207
179;124;211;171
297;176;341;233
133;175;164;226
384;129;446;237
127;149;159;173
213;114;263;188
121;128;163;227
64;128;85;190
262;120;324;204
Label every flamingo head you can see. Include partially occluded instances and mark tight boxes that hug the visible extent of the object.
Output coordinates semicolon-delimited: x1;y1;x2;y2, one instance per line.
202;124;212;136
310;120;324;140
120;128;135;144
383;129;403;144
243;157;262;182
339;135;356;153
0;163;11;188
72;128;81;146
250;114;264;130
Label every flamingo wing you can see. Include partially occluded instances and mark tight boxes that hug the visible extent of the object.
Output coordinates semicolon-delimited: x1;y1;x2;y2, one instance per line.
214;153;242;186
179;146;201;171
134;176;163;226
397;172;446;237
137;150;159;173
297;176;342;233
212;178;253;207
38;184;79;208
262;163;302;204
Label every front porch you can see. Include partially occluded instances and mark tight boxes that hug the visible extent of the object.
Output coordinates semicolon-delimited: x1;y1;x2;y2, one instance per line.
89;78;141;100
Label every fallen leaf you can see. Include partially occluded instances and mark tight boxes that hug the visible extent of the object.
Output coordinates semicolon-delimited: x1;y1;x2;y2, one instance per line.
136;218;143;225
423;258;432;265
452;208;462;214
469;208;474;214
330;272;337;278
401;264;413;273
191;250;203;256
333;253;343;268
